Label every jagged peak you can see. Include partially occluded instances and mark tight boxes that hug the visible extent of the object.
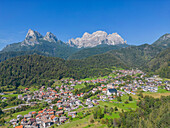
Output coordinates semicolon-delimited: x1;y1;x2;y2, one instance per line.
25;29;43;39
68;30;126;48
43;32;58;42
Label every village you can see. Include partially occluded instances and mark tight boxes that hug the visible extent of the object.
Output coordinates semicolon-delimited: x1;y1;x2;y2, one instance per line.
1;69;169;128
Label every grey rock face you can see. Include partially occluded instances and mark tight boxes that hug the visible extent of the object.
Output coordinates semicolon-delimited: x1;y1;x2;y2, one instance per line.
68;31;126;48
21;29;43;46
43;32;58;42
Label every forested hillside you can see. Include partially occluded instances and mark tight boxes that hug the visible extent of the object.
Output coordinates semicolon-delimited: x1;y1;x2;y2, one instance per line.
145;48;170;78
68;44;129;60
0;54;126;92
109;44;162;68
0;50;48;62
118;96;170;128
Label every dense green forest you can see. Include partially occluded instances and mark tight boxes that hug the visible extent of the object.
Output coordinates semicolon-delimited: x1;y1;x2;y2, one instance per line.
119;96;170;128
0;54;126;92
108;44;162;68
145;48;170;78
0;50;48;62
92;96;170;128
68;44;129;60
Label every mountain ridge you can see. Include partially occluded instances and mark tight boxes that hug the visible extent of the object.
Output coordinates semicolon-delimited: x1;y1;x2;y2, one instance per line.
68;31;126;48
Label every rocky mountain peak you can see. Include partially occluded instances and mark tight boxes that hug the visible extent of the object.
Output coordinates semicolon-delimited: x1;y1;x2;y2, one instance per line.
25;29;43;40
68;31;126;48
152;33;170;48
22;29;43;46
43;32;58;42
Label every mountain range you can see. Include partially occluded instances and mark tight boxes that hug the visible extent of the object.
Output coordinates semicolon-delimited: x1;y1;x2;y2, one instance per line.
68;31;126;48
1;29;169;62
0;29;129;61
0;29;169;82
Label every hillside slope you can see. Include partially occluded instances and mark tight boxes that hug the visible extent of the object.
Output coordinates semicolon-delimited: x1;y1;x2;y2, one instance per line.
109;44;162;68
0;54;126;92
145;48;170;78
68;44;129;60
152;33;170;48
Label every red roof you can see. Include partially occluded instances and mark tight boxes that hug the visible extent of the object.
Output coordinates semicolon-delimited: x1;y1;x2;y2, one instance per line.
58;107;63;110
15;125;23;128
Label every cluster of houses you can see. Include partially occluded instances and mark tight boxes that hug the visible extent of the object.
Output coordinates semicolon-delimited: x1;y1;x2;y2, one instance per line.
10;108;78;128
8;69;169;128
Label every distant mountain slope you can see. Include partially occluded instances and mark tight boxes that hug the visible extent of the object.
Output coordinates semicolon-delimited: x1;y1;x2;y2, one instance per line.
145;48;170;78
68;44;129;60
2;29;78;59
0;50;47;62
68;31;126;48
0;54;127;91
152;33;170;48
68;33;170;60
109;44;162;68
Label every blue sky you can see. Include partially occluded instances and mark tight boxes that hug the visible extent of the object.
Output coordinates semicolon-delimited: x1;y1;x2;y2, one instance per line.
0;0;170;50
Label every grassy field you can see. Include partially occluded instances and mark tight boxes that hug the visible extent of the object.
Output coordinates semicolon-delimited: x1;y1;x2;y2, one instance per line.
74;83;86;89
5;108;39;122
142;92;170;98
58;115;107;128
2;94;20;98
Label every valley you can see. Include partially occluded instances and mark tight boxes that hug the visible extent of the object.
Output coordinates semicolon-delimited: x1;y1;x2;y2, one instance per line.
0;30;169;128
0;69;169;128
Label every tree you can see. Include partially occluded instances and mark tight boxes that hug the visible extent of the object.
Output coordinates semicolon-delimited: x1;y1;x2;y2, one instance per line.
129;96;133;101
90;118;94;123
117;96;122;102
115;107;118;111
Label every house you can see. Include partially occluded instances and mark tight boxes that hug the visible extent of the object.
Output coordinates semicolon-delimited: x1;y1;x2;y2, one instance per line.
92;88;97;94
68;111;77;118
56;111;64;116
59;116;67;123
17;115;23;120
98;87;102;91
18;95;22;99
107;83;114;88
107;88;117;96
102;88;107;94
41;116;53;128
51;115;59;122
28;118;36;125
10;119;18;125
88;104;94;108
24;114;31;120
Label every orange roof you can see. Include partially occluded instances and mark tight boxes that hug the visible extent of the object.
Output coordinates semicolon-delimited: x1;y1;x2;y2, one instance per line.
15;125;23;128
49;112;54;115
57;100;62;103
50;115;56;119
36;114;41;118
58;107;63;110
38;111;43;114
102;88;107;91
32;112;36;114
